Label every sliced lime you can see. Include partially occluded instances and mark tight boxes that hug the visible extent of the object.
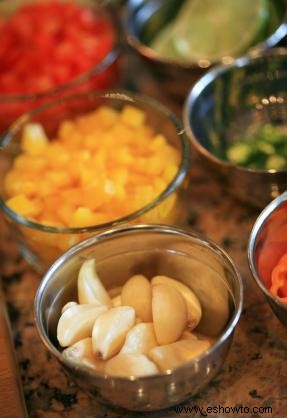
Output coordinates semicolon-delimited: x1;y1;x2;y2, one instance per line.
151;0;270;63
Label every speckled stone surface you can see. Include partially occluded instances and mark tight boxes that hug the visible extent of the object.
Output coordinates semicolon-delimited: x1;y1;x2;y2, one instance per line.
1;60;287;417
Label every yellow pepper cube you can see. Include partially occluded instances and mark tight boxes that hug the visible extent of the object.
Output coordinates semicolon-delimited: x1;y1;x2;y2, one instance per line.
58;120;75;141
146;155;165;176
37;180;54;197
163;164;178;183
46;170;72;189
150;134;167;150
21;123;49;156
6;194;41;218
95;106;120;128
69;207;95;228
121;105;145;128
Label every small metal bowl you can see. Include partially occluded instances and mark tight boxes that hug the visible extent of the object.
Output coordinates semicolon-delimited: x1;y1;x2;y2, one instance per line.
34;224;243;411
125;0;287;101
183;48;287;208
248;191;287;327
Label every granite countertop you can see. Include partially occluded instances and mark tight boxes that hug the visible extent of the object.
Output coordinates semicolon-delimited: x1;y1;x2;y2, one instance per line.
1;156;287;418
1;61;287;417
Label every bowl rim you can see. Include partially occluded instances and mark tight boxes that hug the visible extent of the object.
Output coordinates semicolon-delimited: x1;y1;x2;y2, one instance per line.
0;89;190;233
0;1;122;100
248;190;287;309
34;223;244;382
125;0;287;69
183;47;287;175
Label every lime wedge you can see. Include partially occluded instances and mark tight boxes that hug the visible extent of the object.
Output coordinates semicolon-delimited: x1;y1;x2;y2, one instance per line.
151;0;269;62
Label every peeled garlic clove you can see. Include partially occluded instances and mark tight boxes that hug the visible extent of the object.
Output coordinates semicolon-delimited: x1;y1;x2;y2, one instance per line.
180;330;198;341
174;339;210;359
121;274;152;322
105;353;159;377
149;339;210;372
151;275;202;330
120;322;158;355
112;295;121;307
57;303;107;347
148;344;182;372
77;259;112;308
92;306;135;360
61;301;78;314
152;283;187;345
62;338;106;372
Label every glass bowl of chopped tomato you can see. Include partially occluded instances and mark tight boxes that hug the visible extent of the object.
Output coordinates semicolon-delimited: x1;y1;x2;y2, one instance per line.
0;90;190;272
248;191;287;327
0;0;123;133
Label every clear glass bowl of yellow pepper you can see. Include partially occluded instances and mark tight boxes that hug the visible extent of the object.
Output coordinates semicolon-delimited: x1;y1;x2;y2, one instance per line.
0;91;190;272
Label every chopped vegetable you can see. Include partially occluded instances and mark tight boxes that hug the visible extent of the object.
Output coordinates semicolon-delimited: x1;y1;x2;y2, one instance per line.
270;253;287;303
4;105;181;229
221;124;287;170
0;1;117;94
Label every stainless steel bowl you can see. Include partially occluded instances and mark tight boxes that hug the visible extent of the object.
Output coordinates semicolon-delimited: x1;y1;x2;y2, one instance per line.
34;224;243;411
248;191;287;327
184;48;287;208
125;0;287;102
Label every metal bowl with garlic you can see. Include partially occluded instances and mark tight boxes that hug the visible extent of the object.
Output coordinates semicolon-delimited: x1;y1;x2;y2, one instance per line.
34;224;243;411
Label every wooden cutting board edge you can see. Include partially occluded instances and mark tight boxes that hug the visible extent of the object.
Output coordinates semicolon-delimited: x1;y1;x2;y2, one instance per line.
0;285;29;418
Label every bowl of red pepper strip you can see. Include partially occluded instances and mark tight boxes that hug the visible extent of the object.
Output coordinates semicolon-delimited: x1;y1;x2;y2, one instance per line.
0;0;122;133
248;191;287;327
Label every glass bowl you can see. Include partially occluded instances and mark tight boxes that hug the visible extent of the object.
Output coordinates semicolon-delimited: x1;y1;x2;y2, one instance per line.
0;90;190;272
0;0;122;133
125;0;287;101
184;48;287;208
248;191;287;327
34;224;243;411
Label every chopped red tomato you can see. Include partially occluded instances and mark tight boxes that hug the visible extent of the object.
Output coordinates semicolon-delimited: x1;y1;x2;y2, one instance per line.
0;1;117;95
270;253;287;303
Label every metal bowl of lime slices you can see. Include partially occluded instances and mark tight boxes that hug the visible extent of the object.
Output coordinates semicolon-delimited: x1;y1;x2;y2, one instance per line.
125;0;287;101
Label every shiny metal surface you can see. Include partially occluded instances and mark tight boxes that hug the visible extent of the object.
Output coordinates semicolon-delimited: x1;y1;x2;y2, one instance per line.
125;0;287;101
184;48;287;208
248;191;287;327
34;224;243;411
